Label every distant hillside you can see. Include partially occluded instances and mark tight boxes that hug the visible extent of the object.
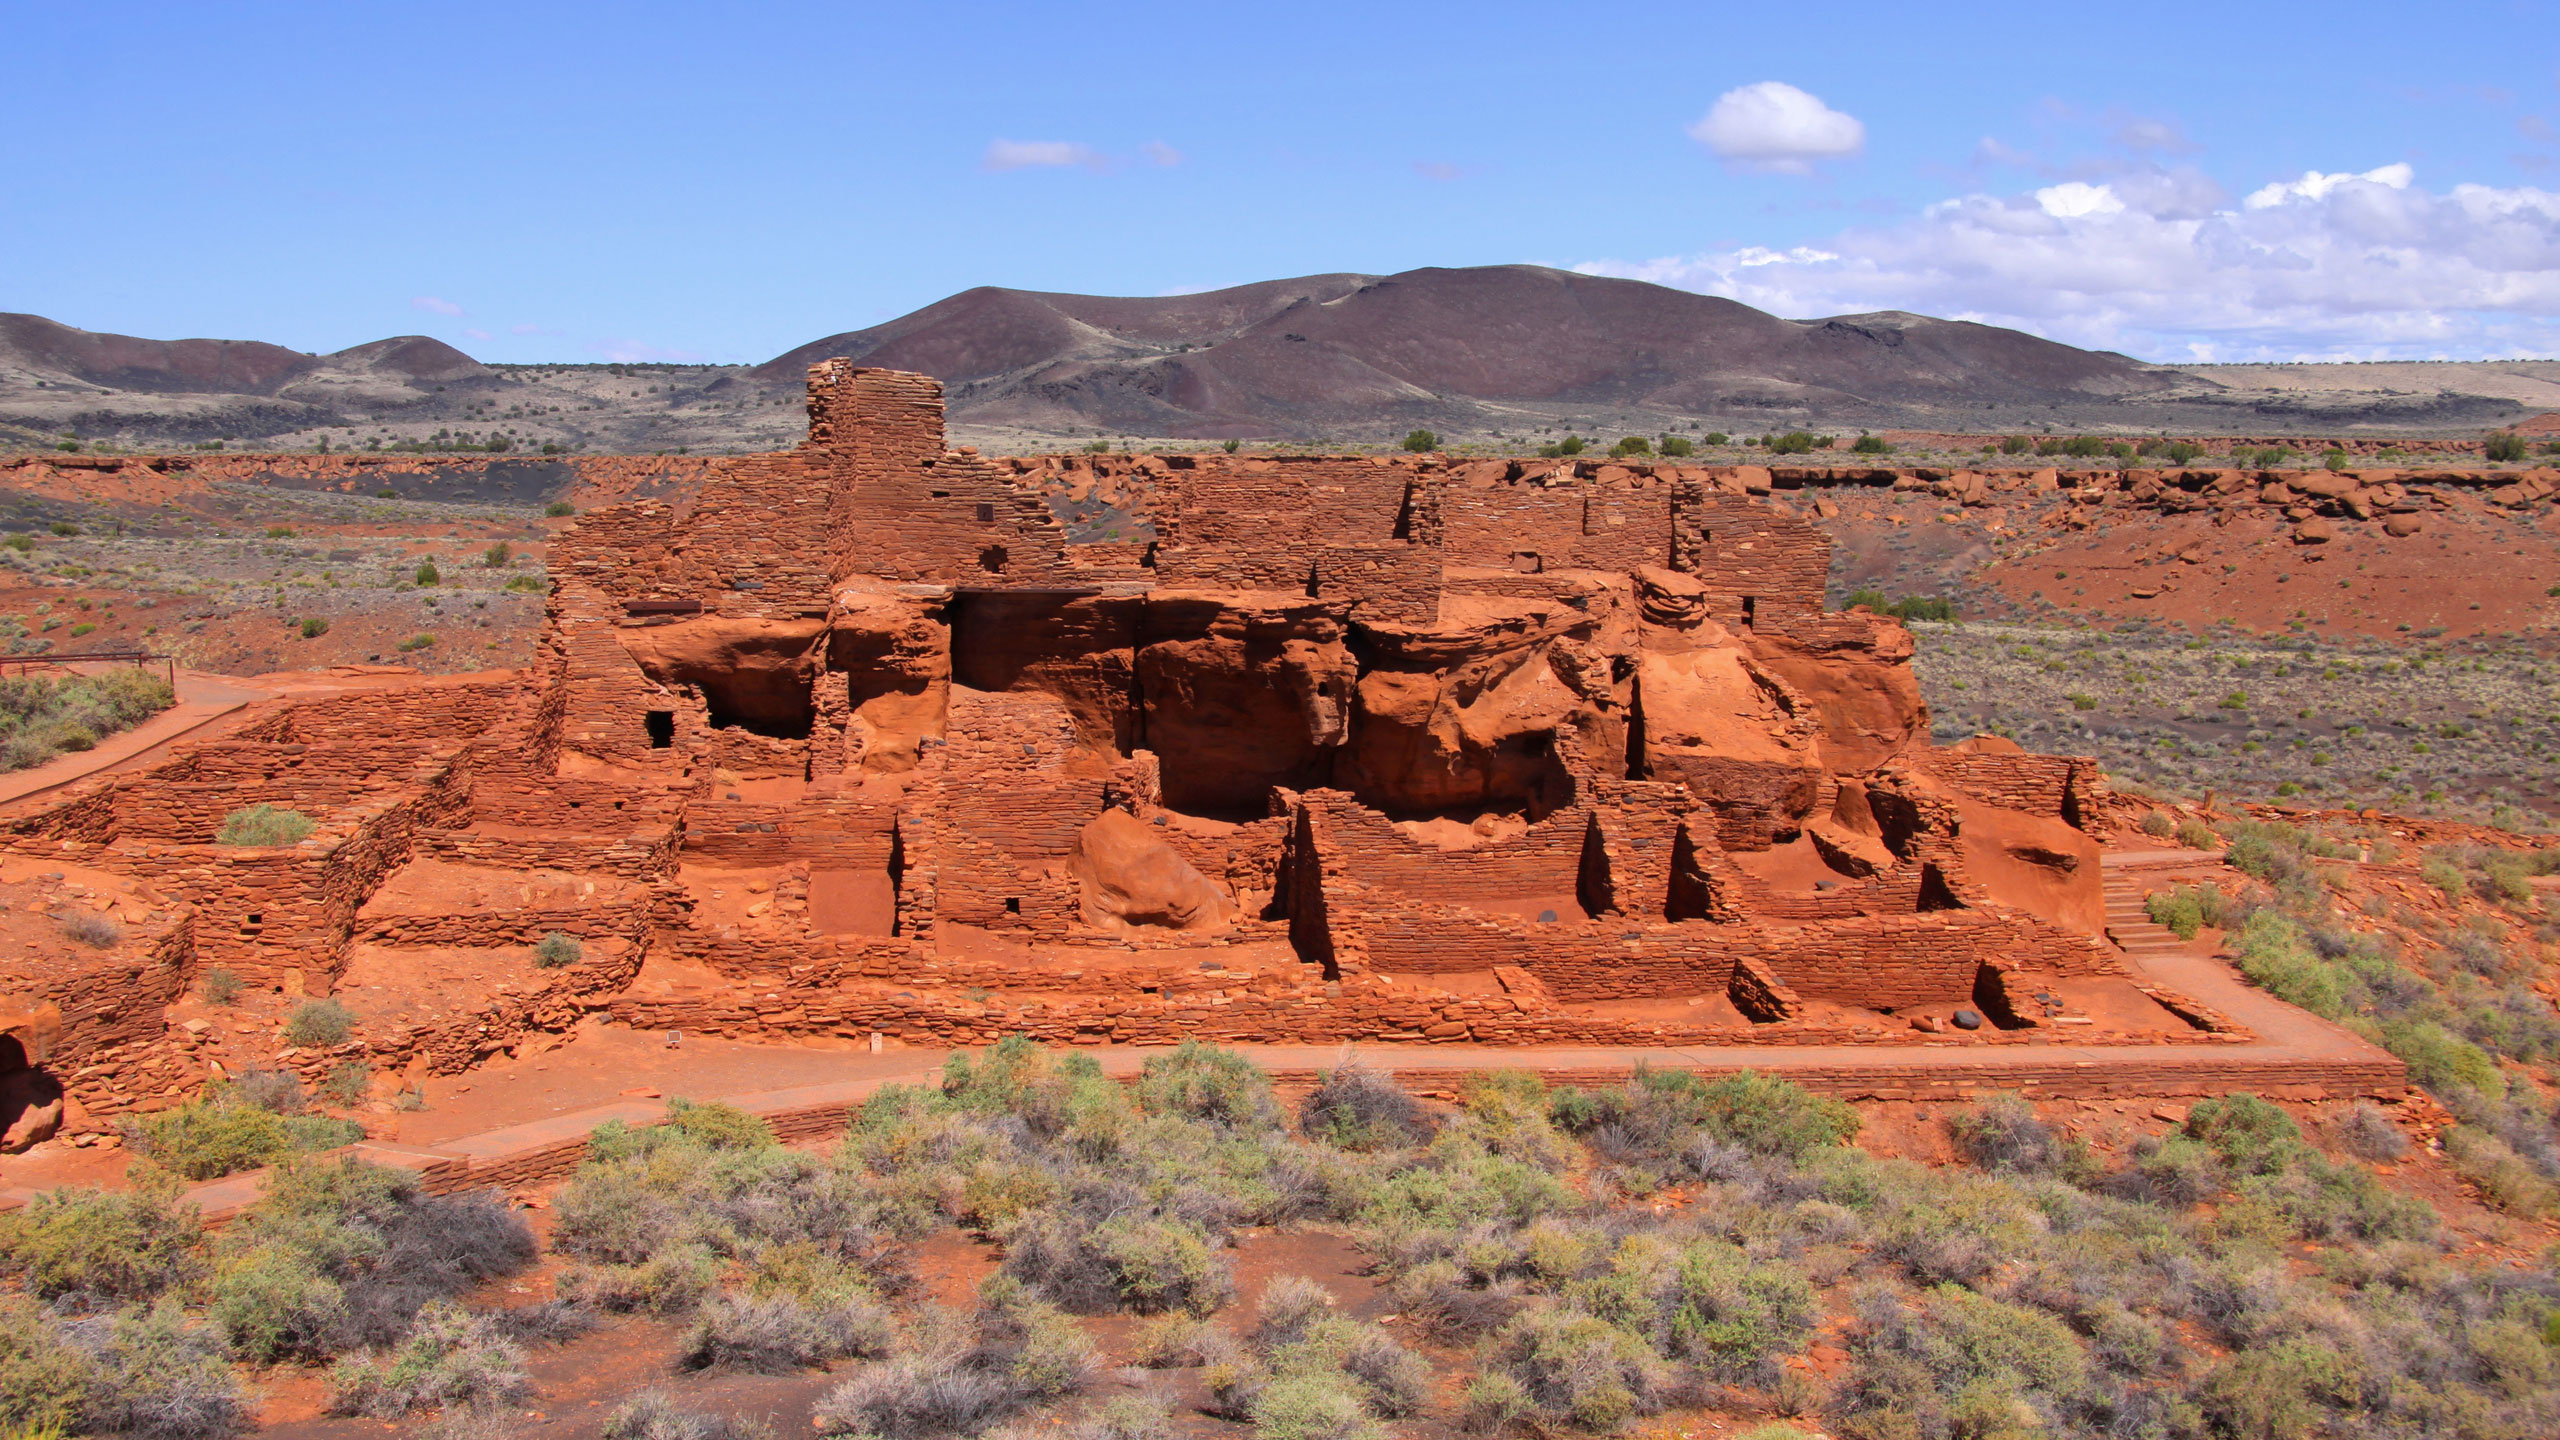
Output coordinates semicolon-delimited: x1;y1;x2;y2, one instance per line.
759;264;2184;438
3;272;2543;455
0;314;493;446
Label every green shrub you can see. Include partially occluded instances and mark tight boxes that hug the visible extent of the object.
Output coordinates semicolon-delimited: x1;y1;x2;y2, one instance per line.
2377;1019;2501;1092
1400;430;1437;453
0;1295;92;1433
2144;883;2233;940
2140;810;2174;838
2442;1126;2556;1215
209;1240;344;1363
127;1096;364;1180
8;1297;249;1439
1250;1372;1379;1440
1476;1304;1672;1431
1658;436;1694;457
481;542;511;567
532;931;583;968
2164;441;2205;464
544;501;576;517
215;802;313;846
286;997;358;1047
503;574;547;592
1000;1210;1233;1316
397;633;437;652
2174;817;2219;849
2183;1094;2312;1177
680;1286;893;1373
0;668;175;773
811;1295;1094;1437
201;967;243;1005
1588;1233;1813;1382
0;1182;204;1300
2198;1337;2358;1440
328;1300;528;1416
1838;1283;2091;1440
1608;435;1650;457
413;561;440;585
1301;1066;1435;1150
584;1098;777;1166
320;1062;372;1106
1221;439;1242;454
2484;431;2529;462
2421;853;2467;898
1669;1069;1857;1160
299;616;329;638
1136;1039;1279;1127
1850;434;1891;454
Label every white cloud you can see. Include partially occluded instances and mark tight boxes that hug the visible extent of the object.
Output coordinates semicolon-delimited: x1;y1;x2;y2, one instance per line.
1141;140;1183;167
2035;181;2124;218
410;296;463;317
1687;82;1864;174
983;139;1104;172
462;328;491;341
2243;162;2412;209
1577;163;2560;360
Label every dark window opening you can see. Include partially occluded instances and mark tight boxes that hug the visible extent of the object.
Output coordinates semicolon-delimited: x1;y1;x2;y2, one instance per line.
1740;595;1757;629
976;502;997;523
1004;897;1021;914
644;710;675;748
1623;673;1648;780
978;544;1009;574
242;913;263;933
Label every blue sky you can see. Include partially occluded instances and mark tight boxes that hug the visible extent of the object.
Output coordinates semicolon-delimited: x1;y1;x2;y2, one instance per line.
6;0;2556;365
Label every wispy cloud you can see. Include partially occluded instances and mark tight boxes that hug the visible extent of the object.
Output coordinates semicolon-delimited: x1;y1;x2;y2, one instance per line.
510;322;553;336
1141;140;1183;167
462;327;491;341
410;296;464;317
983;139;1105;172
1687;82;1865;175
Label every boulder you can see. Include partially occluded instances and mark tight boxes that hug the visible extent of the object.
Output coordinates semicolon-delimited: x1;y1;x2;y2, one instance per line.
0;1068;63;1153
2293;517;2336;544
2384;513;2426;537
1069;807;1231;933
1634;565;1708;627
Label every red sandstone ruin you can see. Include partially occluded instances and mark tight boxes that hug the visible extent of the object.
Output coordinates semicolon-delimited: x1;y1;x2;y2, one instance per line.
0;364;2266;1147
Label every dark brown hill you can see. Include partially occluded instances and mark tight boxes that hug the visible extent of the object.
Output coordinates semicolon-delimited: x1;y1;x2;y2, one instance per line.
754;265;2180;437
0;312;323;394
0;314;485;394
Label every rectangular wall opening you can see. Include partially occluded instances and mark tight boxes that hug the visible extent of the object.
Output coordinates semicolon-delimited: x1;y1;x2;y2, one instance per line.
644;711;676;748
